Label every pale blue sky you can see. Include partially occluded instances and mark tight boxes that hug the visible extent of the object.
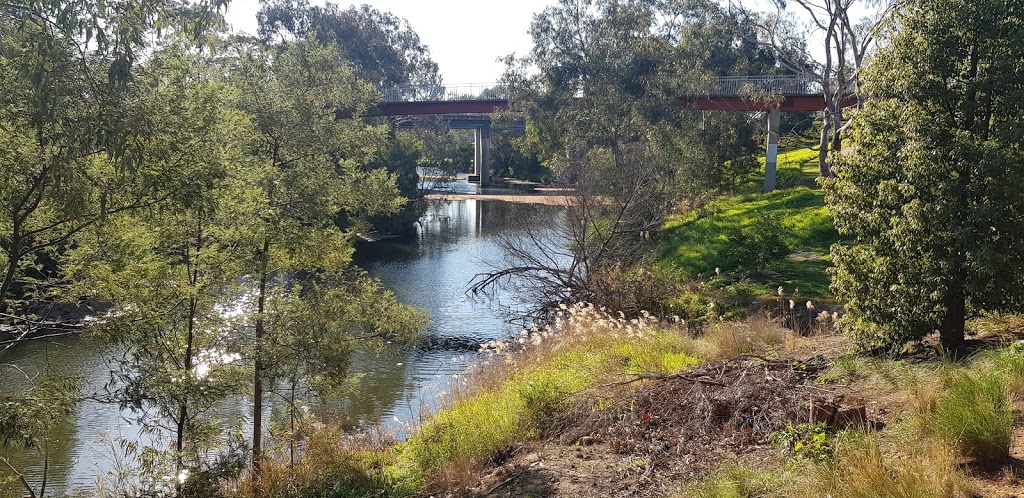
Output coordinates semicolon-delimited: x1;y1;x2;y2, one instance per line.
223;0;556;84
222;1;877;85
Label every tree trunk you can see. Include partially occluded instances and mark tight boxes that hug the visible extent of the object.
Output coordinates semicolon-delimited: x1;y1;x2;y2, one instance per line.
177;296;197;472
831;107;844;156
0;233;22;312
252;237;270;498
939;288;966;351
818;111;832;177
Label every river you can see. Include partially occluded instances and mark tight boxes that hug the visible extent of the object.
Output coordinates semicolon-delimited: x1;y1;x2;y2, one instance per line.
0;191;565;496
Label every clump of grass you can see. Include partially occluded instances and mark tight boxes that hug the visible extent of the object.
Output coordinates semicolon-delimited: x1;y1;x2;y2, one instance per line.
972;344;1024;397
678;466;789;498
791;433;974;498
228;423;399;498
698;317;792;359
931;370;1013;463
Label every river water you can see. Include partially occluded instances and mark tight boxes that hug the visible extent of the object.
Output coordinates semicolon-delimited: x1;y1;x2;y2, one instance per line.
0;192;564;496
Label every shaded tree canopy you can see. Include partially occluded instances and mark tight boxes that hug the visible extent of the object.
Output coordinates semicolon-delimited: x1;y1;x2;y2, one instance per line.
256;0;440;88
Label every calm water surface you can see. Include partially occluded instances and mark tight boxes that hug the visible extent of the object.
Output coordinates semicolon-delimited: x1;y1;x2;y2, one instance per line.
0;193;564;495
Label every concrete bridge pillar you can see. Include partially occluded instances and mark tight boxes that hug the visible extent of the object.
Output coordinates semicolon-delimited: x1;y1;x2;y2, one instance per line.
764;109;781;193
473;123;492;187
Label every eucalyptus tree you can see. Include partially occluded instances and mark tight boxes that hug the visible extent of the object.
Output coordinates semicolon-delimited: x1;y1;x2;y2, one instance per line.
746;0;901;175
228;38;425;491
825;0;1024;351
256;0;444;237
62;42;257;492
0;0;229;313
256;0;440;88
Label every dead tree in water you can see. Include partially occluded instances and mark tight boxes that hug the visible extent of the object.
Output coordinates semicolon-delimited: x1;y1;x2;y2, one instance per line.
470;143;669;319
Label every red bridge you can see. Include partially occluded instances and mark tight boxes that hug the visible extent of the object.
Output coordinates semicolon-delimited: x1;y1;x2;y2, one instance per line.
376;77;857;191
376;76;855;115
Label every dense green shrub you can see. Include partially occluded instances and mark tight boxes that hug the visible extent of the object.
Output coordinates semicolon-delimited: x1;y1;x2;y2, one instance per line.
725;217;792;273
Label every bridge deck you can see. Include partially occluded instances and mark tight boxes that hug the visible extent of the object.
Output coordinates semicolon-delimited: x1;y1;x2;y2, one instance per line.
375;76;852;115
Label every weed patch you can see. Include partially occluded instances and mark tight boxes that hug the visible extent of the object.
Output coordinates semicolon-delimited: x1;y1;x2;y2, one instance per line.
932;370;1014;463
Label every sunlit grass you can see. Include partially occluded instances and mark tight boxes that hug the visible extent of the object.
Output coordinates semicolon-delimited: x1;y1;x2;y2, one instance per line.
791;433;974;498
677;465;790;498
390;305;707;487
659;186;838;302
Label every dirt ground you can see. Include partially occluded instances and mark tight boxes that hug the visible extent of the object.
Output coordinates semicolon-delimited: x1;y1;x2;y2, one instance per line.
423;334;1024;498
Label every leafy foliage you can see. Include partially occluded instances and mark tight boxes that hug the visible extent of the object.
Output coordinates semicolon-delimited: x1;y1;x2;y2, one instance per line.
724;217;792;274
257;0;440;88
825;0;1024;349
769;422;840;467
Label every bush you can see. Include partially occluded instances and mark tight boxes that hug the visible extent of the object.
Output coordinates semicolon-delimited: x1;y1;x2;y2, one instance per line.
680;466;788;498
724;217;791;274
668;292;712;326
933;370;1013;462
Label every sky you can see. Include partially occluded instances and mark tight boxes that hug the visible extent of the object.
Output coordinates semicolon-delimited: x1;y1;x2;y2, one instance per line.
223;0;556;84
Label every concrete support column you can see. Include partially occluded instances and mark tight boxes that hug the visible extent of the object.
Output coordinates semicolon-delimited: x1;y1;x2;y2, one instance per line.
473;128;483;183
764;108;781;193
480;123;491;188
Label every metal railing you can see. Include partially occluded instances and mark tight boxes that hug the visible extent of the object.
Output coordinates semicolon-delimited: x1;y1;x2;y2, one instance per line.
382;82;507;103
380;75;823;103
708;75;822;96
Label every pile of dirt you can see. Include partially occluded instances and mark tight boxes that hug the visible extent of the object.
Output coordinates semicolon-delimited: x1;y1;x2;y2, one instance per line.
447;355;876;498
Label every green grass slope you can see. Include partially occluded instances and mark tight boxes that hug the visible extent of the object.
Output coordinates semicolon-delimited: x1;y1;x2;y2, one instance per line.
658;147;840;302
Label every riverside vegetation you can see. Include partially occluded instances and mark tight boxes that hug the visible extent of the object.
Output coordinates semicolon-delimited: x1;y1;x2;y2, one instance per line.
227;137;1024;496
255;0;1024;495
5;0;1024;496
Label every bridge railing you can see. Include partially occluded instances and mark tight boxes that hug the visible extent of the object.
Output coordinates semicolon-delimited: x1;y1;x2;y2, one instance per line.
708;75;822;96
381;75;825;104
382;82;506;103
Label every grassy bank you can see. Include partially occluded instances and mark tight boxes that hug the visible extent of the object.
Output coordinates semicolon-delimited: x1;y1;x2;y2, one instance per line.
233;306;795;497
658;147;840;304
230;309;1024;497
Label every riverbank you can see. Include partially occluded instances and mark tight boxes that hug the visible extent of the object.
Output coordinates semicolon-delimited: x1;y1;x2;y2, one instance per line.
423;191;574;206
651;147;840;329
441;315;1024;497
231;306;1024;497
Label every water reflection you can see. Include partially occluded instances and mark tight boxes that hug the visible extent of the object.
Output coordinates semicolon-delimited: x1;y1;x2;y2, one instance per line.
0;196;565;494
350;198;566;433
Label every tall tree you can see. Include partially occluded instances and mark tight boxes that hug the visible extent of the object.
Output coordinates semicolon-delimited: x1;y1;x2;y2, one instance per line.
747;0;899;176
257;0;443;236
0;0;229;312
65;42;256;490
228;38;421;492
256;0;440;88
825;0;1024;350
